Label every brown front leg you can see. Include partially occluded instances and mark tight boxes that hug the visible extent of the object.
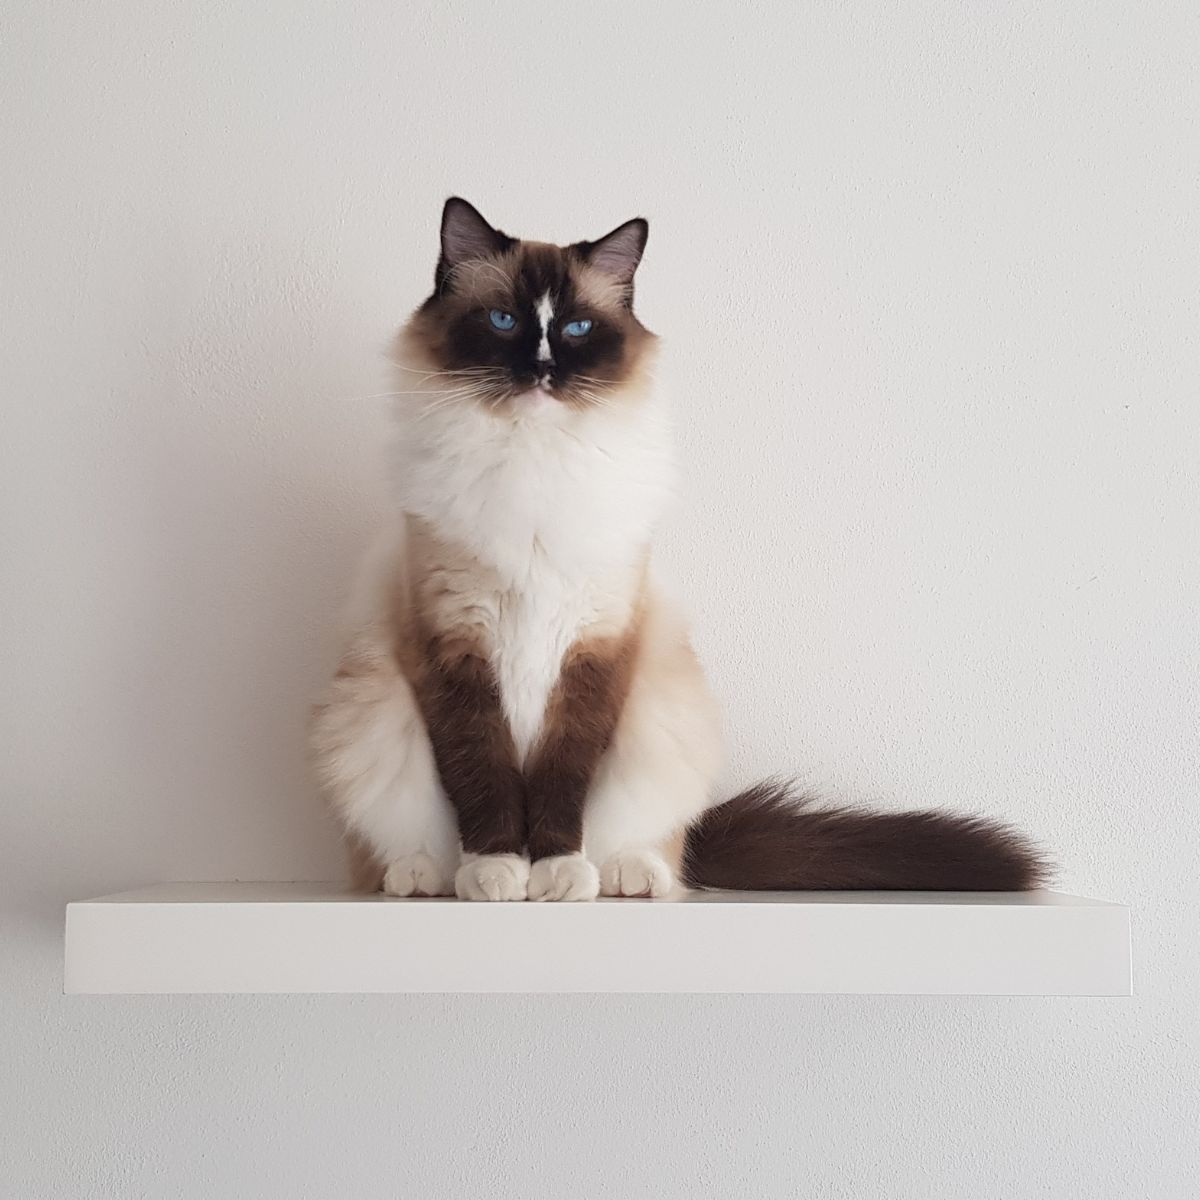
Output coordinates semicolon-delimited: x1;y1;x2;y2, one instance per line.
412;634;525;860
524;632;638;901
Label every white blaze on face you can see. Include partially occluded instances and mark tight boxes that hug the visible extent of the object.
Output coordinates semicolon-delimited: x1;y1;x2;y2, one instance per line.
535;292;554;363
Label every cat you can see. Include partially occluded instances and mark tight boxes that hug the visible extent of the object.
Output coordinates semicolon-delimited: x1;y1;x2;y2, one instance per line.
308;197;1046;901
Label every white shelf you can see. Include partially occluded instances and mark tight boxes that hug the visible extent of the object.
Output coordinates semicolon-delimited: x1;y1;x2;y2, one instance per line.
63;882;1131;996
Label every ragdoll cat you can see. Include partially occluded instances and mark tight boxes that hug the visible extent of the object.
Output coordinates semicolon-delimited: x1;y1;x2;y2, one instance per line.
309;197;1046;901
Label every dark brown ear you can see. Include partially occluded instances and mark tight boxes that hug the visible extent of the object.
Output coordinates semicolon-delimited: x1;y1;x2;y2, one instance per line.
437;197;513;289
575;218;648;287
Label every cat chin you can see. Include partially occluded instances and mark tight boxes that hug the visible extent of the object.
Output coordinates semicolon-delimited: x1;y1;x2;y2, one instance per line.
506;387;563;415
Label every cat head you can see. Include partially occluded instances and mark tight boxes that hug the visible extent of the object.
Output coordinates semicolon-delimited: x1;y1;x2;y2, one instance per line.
400;198;657;412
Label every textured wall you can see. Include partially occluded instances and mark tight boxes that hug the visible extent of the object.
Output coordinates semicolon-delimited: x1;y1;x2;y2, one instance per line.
3;2;1197;1196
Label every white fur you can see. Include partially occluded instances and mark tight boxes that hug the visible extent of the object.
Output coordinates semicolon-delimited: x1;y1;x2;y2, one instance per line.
309;628;460;885
599;849;676;898
582;592;723;891
455;853;530;901
384;851;454;897
389;377;674;764
527;853;600;901
314;358;725;901
390;374;673;579
535;291;554;363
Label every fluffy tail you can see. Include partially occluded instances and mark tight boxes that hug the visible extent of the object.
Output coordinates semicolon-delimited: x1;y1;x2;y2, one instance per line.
683;780;1048;891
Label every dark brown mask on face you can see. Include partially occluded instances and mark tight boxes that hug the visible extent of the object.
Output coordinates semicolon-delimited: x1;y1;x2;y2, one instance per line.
406;197;656;411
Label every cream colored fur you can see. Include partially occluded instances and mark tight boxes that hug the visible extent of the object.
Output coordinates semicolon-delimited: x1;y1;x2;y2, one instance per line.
309;336;724;900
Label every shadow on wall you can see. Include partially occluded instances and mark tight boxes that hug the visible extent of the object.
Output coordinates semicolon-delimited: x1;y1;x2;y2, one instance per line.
134;349;390;884
18;292;395;926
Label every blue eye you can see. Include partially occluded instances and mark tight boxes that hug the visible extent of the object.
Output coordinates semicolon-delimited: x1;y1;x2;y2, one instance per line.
563;318;593;337
489;309;516;331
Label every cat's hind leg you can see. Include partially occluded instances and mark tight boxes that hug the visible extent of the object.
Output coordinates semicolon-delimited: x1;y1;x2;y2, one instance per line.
583;596;724;898
310;635;459;896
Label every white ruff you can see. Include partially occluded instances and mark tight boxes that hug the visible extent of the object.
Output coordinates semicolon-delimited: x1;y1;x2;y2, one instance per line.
389;381;675;761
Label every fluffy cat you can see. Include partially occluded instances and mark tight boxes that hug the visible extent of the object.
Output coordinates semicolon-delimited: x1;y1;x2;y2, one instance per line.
309;197;1045;901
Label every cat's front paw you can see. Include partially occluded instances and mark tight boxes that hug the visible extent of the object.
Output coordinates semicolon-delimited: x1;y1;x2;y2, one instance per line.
382;852;454;897
599;849;677;898
455;853;530;901
527;853;600;902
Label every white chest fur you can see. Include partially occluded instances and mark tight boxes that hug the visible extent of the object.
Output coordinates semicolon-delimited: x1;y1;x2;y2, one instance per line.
390;388;674;758
488;567;600;763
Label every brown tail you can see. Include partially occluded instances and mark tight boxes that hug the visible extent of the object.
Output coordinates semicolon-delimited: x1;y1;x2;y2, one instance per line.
682;780;1048;891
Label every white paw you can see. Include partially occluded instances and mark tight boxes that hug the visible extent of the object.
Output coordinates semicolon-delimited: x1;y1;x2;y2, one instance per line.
454;853;530;902
599;849;677;898
382;852;454;898
527;853;600;902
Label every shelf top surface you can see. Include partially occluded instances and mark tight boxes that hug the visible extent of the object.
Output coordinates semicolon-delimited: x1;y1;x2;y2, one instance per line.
73;882;1124;908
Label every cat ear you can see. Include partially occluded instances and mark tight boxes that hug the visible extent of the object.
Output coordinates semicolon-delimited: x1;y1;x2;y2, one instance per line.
438;197;511;276
576;218;649;286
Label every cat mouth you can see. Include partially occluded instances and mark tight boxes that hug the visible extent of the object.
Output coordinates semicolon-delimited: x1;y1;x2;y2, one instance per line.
505;374;607;409
507;375;559;402
507;383;560;408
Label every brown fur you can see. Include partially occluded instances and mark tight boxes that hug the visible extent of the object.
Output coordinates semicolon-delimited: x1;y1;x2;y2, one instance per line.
392;515;646;863
398;513;643;864
312;200;1050;898
405;234;656;412
525;624;642;860
391;519;522;854
408;630;525;857
683;780;1049;891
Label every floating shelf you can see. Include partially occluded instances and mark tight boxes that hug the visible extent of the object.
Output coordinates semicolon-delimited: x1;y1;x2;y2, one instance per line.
63;882;1130;996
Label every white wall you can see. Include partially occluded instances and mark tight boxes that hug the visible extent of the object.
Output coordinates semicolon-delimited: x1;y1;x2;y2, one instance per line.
3;2;1196;1196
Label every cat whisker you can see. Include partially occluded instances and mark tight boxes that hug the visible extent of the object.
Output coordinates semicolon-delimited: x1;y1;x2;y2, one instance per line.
395;364;503;377
570;387;614;410
329;390;418;403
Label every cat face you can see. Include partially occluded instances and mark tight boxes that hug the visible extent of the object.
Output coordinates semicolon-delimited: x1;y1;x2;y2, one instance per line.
404;198;656;411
